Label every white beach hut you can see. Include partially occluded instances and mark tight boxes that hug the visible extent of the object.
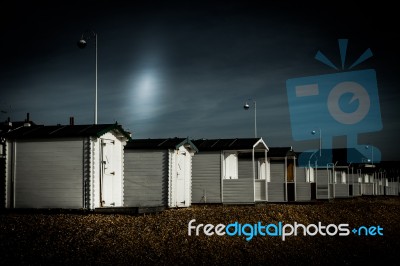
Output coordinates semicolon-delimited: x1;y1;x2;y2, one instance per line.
124;138;198;208
1;123;131;210
191;138;269;204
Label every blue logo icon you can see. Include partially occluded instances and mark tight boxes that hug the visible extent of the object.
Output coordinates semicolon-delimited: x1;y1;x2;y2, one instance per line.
286;39;382;166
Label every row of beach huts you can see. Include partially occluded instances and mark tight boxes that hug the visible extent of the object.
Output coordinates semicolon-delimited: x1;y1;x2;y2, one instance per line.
0;117;399;210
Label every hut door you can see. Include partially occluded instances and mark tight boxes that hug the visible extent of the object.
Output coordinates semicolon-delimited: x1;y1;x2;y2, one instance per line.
176;151;187;207
287;159;295;202
287;159;294;182
101;139;115;207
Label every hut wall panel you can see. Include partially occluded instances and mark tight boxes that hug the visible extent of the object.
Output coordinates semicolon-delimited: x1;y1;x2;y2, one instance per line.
362;183;374;195
296;167;307;182
270;162;285;183
317;169;329;199
387;182;399;195
296;182;311;201
334;184;349;198
124;150;168;207
353;183;361;196
268;183;285;202
238;159;255;179
268;162;286;202
255;180;266;201
192;152;221;203
14;140;83;208
223;179;253;203
0;157;5;208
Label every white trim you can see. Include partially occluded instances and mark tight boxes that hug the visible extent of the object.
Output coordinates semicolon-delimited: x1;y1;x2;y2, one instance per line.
220;152;224;203
265;150;268;201
223;152;238;179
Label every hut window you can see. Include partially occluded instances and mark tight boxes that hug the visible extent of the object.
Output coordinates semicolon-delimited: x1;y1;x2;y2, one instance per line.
341;171;346;184
364;174;369;183
258;159;266;180
258;159;270;181
306;167;315;183
223;152;238;179
334;171;345;184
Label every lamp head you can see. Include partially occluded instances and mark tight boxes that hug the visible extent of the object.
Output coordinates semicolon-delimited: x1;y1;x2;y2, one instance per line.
311;130;316;135
243;102;250;110
77;39;87;49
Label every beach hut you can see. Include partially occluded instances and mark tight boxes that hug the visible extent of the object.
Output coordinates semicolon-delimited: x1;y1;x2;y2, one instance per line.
387;176;399;196
348;165;362;197
298;148;370;199
268;147;297;202
124;138;198;208
379;161;400;196
332;165;350;198
1;122;131;209
191;138;268;204
0;114;37;208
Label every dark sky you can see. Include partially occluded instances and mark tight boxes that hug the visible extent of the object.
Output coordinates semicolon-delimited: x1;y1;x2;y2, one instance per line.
1;1;399;160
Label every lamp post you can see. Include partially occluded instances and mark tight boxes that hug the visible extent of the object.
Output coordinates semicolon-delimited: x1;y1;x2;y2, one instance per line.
243;99;257;138
365;145;374;166
311;128;322;157
307;150;319;182
77;30;98;125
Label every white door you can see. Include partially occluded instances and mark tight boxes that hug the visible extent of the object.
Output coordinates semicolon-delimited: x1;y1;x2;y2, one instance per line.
101;139;115;207
176;151;186;207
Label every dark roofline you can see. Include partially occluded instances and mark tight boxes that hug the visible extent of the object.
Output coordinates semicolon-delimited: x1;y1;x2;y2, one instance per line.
191;138;267;151
1;122;132;141
267;147;295;158
126;138;198;152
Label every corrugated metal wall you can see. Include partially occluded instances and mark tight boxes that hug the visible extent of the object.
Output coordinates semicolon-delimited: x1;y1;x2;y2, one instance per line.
362;183;374;195
124;150;168;207
296;167;307;182
270;162;285;182
223;158;254;203
296;183;311;201
223;179;254;203
192;152;221;203
255;180;266;201
334;184;349;198
268;162;286;202
5;141;12;208
14;140;84;208
0;157;5;208
238;158;256;179
316;169;329;199
348;173;360;196
352;183;361;196
387;181;399;195
295;167;311;201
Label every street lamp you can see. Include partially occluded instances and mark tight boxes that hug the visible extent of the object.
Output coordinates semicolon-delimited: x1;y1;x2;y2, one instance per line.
311;128;322;157
365;145;374;165
243;99;257;138
77;30;98;124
